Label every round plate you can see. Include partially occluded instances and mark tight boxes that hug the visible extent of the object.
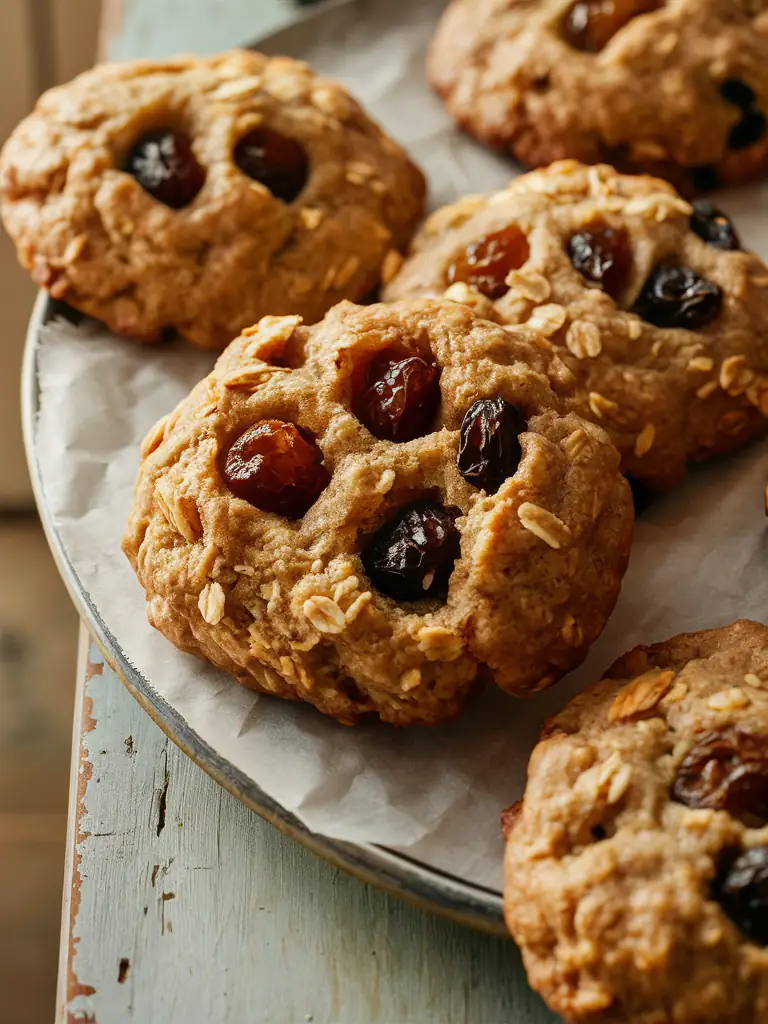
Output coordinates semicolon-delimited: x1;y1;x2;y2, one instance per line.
21;0;508;935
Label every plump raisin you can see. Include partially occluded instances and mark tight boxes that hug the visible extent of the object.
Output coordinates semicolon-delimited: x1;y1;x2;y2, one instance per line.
720;78;758;110
124;130;205;208
224;420;330;518
671;728;768;825
457;398;526;493
714;846;768;945
447;226;530;300
729;111;767;151
361;501;461;602
355;350;441;443
631;264;722;330
561;0;660;52
234;127;309;203
690;201;741;251
567;223;632;300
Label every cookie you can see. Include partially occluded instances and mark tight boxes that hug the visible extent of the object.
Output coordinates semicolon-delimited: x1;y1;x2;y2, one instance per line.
384;161;768;489
123;299;633;726
505;620;768;1024
0;50;426;349
428;0;768;193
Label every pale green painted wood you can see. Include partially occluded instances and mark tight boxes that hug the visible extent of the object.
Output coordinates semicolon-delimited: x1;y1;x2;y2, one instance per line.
105;0;292;60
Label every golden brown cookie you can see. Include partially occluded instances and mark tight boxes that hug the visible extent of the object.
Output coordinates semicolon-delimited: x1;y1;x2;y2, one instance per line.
505;620;768;1024
384;161;768;489
428;0;768;193
0;50;426;349
123;299;633;725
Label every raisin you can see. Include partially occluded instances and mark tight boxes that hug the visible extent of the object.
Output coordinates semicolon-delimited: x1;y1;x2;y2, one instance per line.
714;846;768;945
361;501;461;602
234;127;309;203
224;420;330;519
354;350;441;443
447;225;530;300
719;78;767;151
720;78;758;110
729;111;767;151
457;398;526;493
671;728;768;825
124;130;205;208
567;223;632;300
690;201;741;251
561;0;660;52
631;264;722;330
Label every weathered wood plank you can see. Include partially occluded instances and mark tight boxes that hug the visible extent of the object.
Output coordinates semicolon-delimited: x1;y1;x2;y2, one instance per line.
102;0;291;60
58;630;557;1023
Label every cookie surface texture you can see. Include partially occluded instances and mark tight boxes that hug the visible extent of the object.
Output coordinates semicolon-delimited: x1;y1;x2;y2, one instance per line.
0;50;426;348
385;161;768;488
428;0;768;192
505;619;768;1023
123;299;633;725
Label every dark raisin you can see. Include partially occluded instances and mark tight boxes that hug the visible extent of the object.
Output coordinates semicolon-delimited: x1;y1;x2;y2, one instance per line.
671;728;768;825
690;165;720;193
720;78;758;110
567;222;632;300
234;127;309;203
561;0;660;52
457;398;526;493
690;201;741;251
631;264;722;330
447;225;530;300
729;110;767;151
124;130;205;209
354;350;441;443
224;420;330;519
361;501;461;602
714;846;768;945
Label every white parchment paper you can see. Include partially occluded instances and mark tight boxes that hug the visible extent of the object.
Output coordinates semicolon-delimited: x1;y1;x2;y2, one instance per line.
33;0;768;890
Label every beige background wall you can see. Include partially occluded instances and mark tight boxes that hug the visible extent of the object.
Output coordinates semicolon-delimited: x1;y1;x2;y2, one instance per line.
0;0;100;506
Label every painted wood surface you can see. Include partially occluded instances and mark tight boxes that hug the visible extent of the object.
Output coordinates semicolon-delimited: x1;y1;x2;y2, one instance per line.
58;631;557;1023
104;0;293;61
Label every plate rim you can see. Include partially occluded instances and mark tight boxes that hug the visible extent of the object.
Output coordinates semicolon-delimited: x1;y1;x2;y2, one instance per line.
23;303;507;935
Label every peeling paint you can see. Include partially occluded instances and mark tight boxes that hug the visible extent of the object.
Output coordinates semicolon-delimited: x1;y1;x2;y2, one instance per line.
156;749;169;837
67;680;98;1006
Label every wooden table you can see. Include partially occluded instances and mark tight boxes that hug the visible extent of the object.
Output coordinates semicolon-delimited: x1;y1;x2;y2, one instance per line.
56;2;558;1020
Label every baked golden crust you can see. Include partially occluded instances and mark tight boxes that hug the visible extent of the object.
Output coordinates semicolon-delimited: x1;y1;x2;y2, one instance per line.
123;299;633;725
0;50;426;349
505;620;768;1024
385;161;768;488
428;0;768;192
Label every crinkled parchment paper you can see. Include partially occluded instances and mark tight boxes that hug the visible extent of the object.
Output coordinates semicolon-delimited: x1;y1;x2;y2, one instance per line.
33;0;768;889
